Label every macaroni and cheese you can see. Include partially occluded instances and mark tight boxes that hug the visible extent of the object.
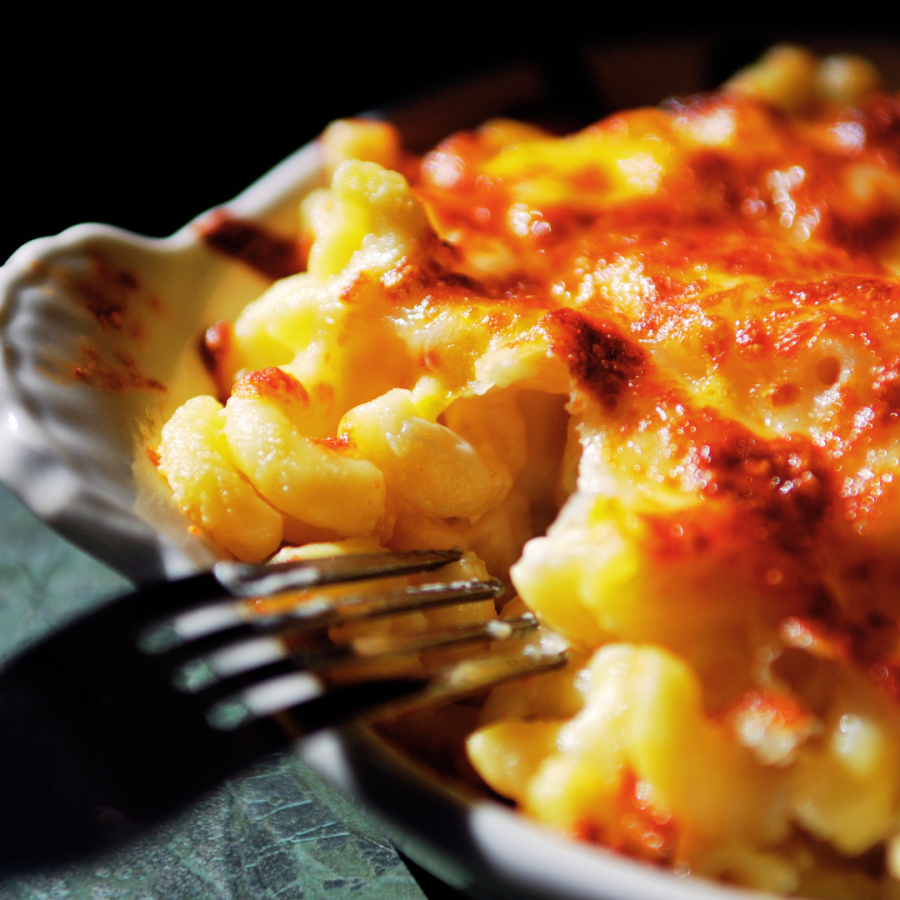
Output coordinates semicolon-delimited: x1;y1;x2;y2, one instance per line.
156;47;900;897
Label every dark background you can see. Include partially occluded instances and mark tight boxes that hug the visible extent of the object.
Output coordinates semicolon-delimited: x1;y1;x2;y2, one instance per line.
3;10;900;266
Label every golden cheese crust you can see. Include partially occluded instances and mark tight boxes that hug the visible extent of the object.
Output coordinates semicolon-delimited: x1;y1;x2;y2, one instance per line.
156;47;900;897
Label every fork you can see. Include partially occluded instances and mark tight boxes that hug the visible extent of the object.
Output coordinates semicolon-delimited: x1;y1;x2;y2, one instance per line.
0;548;567;872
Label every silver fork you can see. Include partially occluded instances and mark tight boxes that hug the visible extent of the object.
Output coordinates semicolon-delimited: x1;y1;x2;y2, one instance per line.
0;548;566;872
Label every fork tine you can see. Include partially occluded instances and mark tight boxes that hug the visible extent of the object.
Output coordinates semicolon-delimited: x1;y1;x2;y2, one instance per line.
206;643;569;735
214;548;465;598
387;645;570;721
142;578;504;666
274;578;503;633
127;548;467;625
338;613;538;659
174;615;541;704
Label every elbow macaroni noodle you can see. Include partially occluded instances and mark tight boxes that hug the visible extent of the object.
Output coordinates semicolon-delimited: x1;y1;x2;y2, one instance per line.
157;47;900;897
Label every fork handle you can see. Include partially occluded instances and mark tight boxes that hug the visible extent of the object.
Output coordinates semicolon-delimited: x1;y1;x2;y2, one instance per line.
0;599;286;872
0;590;430;872
0;669;137;868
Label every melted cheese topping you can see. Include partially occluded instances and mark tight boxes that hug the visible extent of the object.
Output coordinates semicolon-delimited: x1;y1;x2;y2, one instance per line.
156;47;900;897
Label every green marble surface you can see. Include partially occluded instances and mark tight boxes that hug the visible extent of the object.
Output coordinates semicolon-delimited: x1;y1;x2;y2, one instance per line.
0;485;441;900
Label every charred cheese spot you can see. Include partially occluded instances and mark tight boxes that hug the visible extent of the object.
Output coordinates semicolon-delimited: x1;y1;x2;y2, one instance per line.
231;366;311;405
546;308;646;410
701;425;833;554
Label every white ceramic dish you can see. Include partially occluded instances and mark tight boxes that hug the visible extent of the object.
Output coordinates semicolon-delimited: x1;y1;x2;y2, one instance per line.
0;115;774;900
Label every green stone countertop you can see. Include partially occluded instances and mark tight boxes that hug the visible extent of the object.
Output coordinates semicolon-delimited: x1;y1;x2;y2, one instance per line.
0;484;456;900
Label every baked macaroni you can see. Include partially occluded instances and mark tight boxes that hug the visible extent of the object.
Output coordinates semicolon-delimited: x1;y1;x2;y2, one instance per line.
156;46;900;897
